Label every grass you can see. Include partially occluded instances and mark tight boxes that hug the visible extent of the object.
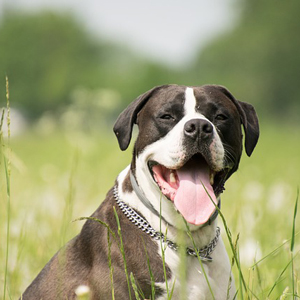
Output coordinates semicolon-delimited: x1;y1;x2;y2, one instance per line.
1;102;300;299
1;76;11;300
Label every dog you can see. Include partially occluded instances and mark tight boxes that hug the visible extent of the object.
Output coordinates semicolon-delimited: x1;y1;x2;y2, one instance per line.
21;84;259;299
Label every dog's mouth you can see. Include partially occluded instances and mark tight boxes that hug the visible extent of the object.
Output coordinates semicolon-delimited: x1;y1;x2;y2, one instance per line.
148;155;230;226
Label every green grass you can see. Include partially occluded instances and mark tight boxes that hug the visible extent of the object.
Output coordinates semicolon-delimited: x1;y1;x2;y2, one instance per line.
1;118;300;299
1;76;11;300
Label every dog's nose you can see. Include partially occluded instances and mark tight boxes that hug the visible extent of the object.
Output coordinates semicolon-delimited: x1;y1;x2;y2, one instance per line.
184;119;213;140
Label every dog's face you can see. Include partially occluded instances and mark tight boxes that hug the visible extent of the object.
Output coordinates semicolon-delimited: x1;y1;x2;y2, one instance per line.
114;85;259;228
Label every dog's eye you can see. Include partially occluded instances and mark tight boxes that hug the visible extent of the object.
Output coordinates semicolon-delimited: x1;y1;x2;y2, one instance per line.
215;114;228;121
160;114;174;120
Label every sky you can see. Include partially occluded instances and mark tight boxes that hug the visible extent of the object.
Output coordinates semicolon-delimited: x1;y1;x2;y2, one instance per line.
2;0;237;66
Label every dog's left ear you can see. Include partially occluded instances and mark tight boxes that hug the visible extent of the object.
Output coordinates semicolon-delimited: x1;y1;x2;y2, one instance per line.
235;99;260;157
217;86;260;157
113;85;166;151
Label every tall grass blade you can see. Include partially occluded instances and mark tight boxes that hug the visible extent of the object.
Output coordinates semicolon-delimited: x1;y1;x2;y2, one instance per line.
5;76;10;137
107;228;115;300
75;216;116;238
267;251;299;297
0;108;4;132
158;194;171;298
227;234;239;300
130;272;141;300
169;280;176;300
291;188;299;299
250;237;297;268
291;188;299;252
177;228;187;300
142;240;156;299
158;195;177;300
113;207;132;300
3;76;11;300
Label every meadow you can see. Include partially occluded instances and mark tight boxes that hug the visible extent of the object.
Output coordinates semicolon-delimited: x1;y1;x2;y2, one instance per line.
1;115;300;299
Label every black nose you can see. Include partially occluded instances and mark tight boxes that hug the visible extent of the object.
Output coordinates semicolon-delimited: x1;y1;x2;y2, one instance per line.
184;119;213;140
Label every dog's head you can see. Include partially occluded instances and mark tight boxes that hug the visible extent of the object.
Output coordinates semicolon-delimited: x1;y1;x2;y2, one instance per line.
114;85;259;228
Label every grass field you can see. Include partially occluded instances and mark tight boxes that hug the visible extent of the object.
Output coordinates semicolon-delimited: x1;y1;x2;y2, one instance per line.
1;117;300;299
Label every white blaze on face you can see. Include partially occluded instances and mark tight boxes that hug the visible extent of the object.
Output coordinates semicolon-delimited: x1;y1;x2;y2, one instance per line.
184;87;198;115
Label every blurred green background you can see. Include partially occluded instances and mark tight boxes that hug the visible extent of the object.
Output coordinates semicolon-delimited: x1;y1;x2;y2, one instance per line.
1;0;300;298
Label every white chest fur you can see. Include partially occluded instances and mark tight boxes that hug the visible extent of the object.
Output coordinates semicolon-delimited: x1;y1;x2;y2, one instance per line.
155;238;235;300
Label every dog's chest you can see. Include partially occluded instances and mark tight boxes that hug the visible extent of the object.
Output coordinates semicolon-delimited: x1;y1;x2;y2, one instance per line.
155;248;213;300
154;240;234;300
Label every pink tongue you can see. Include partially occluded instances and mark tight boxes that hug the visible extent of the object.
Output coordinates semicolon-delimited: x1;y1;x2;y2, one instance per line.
174;160;217;226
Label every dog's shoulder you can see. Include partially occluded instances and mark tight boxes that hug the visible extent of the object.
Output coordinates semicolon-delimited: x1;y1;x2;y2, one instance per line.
77;185;171;298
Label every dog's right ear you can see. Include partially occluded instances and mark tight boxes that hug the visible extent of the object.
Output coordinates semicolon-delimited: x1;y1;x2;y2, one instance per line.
113;85;165;151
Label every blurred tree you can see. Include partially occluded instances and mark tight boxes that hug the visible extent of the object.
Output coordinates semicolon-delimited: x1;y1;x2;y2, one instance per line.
0;11;108;118
0;10;182;120
191;0;300;121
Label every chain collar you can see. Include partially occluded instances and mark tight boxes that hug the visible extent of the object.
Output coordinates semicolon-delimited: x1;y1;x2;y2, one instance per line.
113;185;220;262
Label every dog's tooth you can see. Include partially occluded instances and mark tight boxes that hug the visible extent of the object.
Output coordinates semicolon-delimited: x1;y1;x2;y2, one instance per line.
170;171;176;183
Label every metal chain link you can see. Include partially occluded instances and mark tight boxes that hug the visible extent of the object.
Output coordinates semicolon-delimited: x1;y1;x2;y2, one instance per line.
113;185;220;262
